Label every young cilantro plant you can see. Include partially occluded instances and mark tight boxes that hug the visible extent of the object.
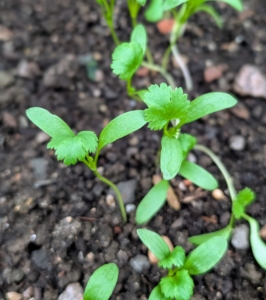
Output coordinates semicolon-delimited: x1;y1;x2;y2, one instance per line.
144;0;243;90
137;229;227;300
93;0;120;45
136;83;237;224
111;24;148;99
26;107;147;222
84;263;118;300
188;145;266;270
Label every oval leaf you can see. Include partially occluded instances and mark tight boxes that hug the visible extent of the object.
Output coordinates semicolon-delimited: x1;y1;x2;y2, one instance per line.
98;110;147;150
111;42;143;80
183;92;237;125
179;161;218;191
161;136;183;180
26;107;74;138
189;225;232;246
145;0;163;22
245;215;266;270
137;229;170;261
163;0;188;11
184;236;227;275
131;24;147;54
84;263;118;300
136;180;169;224
137;0;146;5
149;285;171;300
196;4;223;28
211;0;243;11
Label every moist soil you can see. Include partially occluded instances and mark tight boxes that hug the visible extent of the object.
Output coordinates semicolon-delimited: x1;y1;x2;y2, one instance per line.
0;0;266;299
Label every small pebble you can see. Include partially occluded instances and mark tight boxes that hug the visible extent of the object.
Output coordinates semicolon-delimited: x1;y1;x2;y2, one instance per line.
229;135;245;151
5;292;22;300
126;203;136;213
231;224;250;250
106;194;116;208
260;224;266;240
130;254;150;273
148;236;174;264
212;189;226;200
58;283;83;300
36;132;50;144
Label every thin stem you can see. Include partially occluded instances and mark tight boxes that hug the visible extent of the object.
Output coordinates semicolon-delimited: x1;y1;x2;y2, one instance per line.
83;159;127;222
101;0;120;45
162;45;172;71
94;169;127;223
172;44;193;91
194;144;237;200
145;47;154;64
141;61;176;89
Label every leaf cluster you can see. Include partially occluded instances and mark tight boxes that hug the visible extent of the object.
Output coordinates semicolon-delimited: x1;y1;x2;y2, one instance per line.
189;188;266;270
145;0;243;26
138;229;227;300
111;24;147;81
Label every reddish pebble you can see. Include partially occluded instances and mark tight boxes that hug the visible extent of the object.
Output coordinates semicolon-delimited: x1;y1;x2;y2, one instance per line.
157;19;175;34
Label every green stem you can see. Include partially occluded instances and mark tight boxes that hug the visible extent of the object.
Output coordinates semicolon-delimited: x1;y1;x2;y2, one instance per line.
145;47;154;64
94;169;127;223
194;144;237;200
101;0;120;45
141;61;176;89
83;159;127;222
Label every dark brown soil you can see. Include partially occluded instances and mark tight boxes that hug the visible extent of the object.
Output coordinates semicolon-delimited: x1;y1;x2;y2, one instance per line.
0;0;266;299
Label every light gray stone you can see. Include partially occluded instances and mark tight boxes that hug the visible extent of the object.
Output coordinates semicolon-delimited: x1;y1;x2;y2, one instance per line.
229;135;245;151
231;224;250;250
58;283;83;300
130;254;150;273
233;65;266;98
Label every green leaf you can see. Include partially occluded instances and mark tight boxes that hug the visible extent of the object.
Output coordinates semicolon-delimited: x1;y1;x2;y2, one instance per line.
137;0;146;5
160;270;194;300
84;263;118;300
159;246;186;269
149;285;171;300
26;108;98;166
179;134;197;159
189;225;232;246
244;215;266;270
210;0;243;11
26;107;74;138
232;188;255;219
235;188;255;206
131;24;147;54
161;136;183;180
179;161;218;191
111;42;144;80
163;0;188;11
184;236;227;275
48;131;98;165
196;4;223;28
182;92;237;125
145;0;164;22
136;180;169;224
137;229;171;261
188;224;232;246
144;83;190;130
98;110;147;151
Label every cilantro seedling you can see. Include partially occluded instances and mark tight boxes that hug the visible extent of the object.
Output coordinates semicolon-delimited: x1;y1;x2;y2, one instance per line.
26;107;147;222
84;263;118;300
137;229;228;300
94;0;120;45
189;145;266;270
136;83;237;224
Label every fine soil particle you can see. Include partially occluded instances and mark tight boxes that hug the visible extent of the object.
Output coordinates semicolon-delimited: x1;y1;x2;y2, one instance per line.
1;0;266;299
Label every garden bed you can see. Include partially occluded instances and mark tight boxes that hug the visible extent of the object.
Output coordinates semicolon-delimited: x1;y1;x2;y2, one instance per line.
0;0;266;299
